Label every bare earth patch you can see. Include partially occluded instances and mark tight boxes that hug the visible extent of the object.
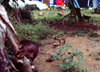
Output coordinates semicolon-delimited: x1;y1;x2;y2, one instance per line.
34;24;100;72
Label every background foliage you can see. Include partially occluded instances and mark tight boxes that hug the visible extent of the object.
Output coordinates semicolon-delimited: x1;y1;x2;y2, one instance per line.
13;22;54;43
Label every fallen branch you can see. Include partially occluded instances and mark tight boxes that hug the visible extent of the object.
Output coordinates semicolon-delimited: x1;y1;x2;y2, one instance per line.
50;12;71;26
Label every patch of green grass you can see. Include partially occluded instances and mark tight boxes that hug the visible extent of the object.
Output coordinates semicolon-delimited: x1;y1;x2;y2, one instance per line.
31;9;100;25
81;9;100;24
93;54;100;60
86;49;89;52
13;22;54;43
89;53;92;56
92;53;100;60
47;41;51;44
88;30;100;37
95;39;99;42
55;31;65;37
40;41;45;46
73;29;88;36
31;10;71;24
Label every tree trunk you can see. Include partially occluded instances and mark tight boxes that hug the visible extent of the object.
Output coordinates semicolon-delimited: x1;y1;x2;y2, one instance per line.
75;8;84;22
13;5;22;24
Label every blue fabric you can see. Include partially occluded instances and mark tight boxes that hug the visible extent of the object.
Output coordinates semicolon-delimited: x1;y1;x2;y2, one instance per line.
93;0;100;9
73;0;80;8
63;0;69;4
43;0;50;8
70;0;73;5
73;0;90;8
45;0;50;7
50;0;56;5
36;0;42;2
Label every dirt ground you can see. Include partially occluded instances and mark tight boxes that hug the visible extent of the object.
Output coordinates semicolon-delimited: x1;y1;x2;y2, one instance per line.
34;23;100;72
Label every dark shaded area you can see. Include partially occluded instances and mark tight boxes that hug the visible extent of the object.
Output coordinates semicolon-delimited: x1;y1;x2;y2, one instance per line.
50;23;99;32
1;0;13;10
